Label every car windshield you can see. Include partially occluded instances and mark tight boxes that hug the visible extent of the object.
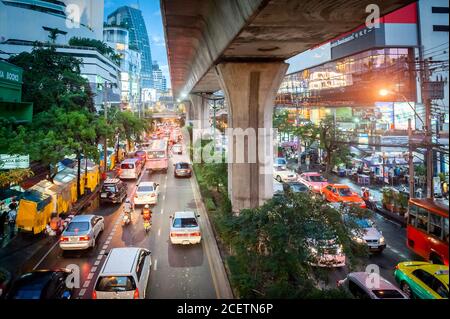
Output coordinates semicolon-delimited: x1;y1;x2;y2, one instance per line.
121;163;135;169
177;163;190;169
338;187;353;196
344;216;372;228
309;175;325;182
275;166;287;172
66;222;89;232
10;285;43;299
103;185;116;192
276;158;286;165
148;151;166;159
290;184;308;192
173;217;198;228
372;289;406;299
95;276;136;292
135;151;146;157
138;186;154;192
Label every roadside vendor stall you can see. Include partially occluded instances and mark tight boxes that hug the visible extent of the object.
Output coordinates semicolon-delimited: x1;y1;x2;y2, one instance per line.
53;168;79;203
75;159;100;193
30;180;71;216
16;190;52;234
0;189;23;213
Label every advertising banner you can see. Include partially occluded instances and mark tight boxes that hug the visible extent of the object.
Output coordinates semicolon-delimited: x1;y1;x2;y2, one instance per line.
0;154;30;169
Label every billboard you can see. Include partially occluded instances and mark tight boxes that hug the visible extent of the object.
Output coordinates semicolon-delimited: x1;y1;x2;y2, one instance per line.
394;102;416;130
0;154;30;169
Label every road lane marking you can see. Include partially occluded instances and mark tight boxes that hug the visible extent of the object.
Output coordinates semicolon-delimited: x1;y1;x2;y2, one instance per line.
32;239;60;270
94;260;100;266
158;228;161;236
91;267;97;273
189;177;221;299
163;195;166;200
87;273;94;280
105;240;111;245
102;245;108;250
161;208;164;215
83;280;90;288
100;249;106;255
107;235;113;240
97;255;103;261
154;259;158;271
78;289;86;297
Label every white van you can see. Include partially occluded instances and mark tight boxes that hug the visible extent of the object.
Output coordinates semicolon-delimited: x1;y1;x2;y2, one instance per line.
119;158;142;180
92;247;151;299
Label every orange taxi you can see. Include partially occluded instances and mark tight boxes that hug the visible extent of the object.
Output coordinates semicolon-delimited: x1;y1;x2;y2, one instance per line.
321;184;366;208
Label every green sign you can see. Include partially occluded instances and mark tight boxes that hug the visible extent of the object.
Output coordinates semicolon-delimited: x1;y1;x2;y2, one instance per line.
0;61;22;84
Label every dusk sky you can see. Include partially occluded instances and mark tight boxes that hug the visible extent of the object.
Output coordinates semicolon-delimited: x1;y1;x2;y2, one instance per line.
104;0;170;87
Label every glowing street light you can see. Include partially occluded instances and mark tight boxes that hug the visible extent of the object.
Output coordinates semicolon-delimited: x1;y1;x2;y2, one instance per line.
379;89;391;97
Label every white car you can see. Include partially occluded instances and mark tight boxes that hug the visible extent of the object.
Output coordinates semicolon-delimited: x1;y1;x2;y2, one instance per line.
172;144;182;154
93;247;151;299
60;215;104;251
307;238;346;268
343;215;386;253
134;181;160;205
273;157;287;169
273;166;297;183
169;211;201;245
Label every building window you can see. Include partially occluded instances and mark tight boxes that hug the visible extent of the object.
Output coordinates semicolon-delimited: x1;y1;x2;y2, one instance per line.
431;7;449;14
433;25;449;32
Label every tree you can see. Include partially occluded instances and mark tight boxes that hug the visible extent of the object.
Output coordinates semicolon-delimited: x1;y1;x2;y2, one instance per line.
217;192;369;298
8;45;95;114
291;122;319;166
319;116;352;174
273;109;292;136
69;37;121;66
0;168;34;189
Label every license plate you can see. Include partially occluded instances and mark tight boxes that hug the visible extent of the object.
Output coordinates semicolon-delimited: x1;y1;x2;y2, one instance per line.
101;193;107;198
69;237;78;242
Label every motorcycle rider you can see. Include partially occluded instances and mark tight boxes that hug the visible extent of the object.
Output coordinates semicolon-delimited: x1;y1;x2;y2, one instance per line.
142;204;152;226
124;198;133;222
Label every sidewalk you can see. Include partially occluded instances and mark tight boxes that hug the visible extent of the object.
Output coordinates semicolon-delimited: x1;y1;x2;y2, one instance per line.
0;169;117;279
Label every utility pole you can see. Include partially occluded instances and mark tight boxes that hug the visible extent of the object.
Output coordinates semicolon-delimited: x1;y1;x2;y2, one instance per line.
408;118;414;198
103;84;108;175
422;57;433;198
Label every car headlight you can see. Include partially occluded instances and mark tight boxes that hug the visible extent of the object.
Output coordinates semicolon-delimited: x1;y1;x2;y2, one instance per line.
379;236;385;244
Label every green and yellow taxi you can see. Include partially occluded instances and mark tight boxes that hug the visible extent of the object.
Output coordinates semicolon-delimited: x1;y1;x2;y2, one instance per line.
394;261;448;299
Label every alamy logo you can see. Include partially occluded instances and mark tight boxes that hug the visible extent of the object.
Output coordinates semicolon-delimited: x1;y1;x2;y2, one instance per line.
366;4;380;29
66;4;81;29
365;264;381;289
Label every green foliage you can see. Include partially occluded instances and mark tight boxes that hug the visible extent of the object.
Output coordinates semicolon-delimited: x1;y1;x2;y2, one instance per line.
69;37;121;65
0;168;34;188
273;109;292;135
8;46;95;114
319;115;352;173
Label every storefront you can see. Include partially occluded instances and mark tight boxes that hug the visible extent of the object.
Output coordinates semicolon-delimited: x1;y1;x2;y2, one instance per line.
0;60;33;123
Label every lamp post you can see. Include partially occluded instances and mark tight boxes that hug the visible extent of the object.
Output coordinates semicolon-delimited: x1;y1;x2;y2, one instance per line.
98;81;116;176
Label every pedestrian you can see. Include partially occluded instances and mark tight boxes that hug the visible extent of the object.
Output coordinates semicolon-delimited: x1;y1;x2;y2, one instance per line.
8;199;17;212
8;208;17;238
0;210;7;239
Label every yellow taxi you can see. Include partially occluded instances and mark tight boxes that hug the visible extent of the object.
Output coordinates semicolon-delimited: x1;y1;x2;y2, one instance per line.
394;261;448;299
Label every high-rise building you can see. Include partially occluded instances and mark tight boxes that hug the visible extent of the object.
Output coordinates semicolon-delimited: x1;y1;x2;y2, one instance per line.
107;6;153;90
152;60;167;92
0;0;121;111
104;25;142;113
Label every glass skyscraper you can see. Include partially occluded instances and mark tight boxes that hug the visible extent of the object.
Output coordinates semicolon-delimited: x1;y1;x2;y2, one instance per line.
107;6;153;89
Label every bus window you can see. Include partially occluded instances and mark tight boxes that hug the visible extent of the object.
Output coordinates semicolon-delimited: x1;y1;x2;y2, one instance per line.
429;214;443;239
408;205;417;227
416;208;428;232
444;218;449;244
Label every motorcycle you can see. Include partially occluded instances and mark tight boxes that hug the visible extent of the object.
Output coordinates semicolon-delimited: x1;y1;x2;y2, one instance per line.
143;219;151;233
122;210;132;226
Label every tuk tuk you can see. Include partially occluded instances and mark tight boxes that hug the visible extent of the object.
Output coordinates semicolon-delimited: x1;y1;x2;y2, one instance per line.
16;190;52;234
30;180;71;215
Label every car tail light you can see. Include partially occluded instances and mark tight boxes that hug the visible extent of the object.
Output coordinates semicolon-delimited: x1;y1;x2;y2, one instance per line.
394;265;399;270
60;236;69;242
170;232;183;237
79;235;90;241
92;290;97;299
133;288;140;299
190;232;201;237
151;193;156;197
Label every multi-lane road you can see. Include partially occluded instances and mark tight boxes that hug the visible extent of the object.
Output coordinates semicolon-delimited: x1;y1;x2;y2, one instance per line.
27;145;233;299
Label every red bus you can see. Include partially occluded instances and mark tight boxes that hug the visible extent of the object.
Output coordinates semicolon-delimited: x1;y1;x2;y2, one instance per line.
407;198;449;265
146;139;169;173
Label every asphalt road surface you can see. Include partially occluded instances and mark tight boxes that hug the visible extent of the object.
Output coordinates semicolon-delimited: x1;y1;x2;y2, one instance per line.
27;146;230;299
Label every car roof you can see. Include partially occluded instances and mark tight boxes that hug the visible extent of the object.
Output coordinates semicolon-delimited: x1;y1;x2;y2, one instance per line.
348;272;400;290
173;211;196;218
399;262;449;285
302;172;321;176
70;215;94;222
122;158;140;163
175;162;190;165
138;181;155;186
330;184;350;188
101;247;141;274
104;178;120;184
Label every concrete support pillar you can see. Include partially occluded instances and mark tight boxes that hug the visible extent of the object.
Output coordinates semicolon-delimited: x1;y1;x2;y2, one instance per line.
189;94;211;131
216;62;288;213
